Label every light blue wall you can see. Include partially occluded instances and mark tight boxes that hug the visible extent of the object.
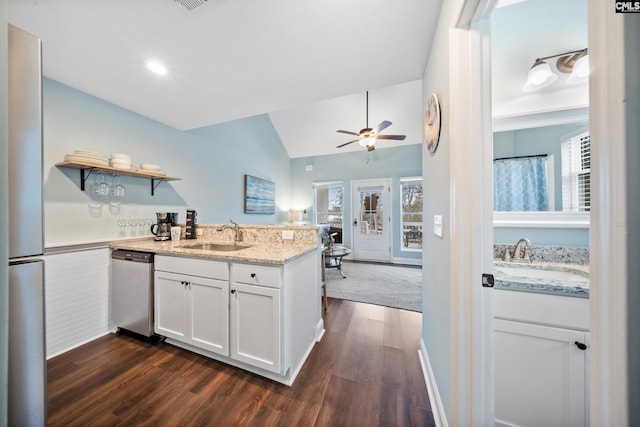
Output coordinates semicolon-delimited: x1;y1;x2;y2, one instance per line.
290;144;422;262
494;227;589;248
43;78;290;245
421;0;453;417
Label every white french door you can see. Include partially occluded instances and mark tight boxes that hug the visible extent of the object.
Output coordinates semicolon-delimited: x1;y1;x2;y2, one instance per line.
350;179;391;262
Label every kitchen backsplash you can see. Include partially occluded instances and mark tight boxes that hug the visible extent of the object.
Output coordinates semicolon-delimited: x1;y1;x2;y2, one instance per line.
494;244;589;265
184;224;320;248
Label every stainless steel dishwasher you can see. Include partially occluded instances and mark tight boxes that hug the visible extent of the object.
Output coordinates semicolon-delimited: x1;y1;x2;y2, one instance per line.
111;250;156;339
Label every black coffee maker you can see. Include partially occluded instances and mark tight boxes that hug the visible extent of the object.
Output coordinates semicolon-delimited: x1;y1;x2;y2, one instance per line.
151;212;172;241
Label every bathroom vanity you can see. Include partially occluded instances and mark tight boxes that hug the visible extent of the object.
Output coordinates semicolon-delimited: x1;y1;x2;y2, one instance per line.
493;252;590;427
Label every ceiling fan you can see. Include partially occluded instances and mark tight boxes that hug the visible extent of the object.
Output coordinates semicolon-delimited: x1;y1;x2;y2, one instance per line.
336;91;406;152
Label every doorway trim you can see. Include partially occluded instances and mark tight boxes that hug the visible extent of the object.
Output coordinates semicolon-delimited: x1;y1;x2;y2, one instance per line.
451;1;629;426
448;2;495;425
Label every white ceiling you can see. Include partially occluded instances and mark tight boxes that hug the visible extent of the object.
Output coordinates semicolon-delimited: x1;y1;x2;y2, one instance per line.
7;0;442;158
7;0;587;160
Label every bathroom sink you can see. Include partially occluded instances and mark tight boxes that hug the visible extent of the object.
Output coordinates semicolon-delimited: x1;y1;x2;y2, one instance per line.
495;266;587;282
180;243;251;252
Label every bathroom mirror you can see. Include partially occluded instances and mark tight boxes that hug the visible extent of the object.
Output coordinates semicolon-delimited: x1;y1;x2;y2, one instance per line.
492;108;590;228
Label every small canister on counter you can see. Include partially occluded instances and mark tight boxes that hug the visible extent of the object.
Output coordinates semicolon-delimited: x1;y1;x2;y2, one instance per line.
185;209;197;239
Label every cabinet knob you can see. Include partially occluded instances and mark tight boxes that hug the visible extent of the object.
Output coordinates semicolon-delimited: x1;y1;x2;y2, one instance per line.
574;341;587;350
250;273;256;278
231;289;236;294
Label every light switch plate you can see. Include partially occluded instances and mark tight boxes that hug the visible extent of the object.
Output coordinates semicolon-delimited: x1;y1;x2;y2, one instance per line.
433;215;443;238
196;228;203;236
282;230;294;240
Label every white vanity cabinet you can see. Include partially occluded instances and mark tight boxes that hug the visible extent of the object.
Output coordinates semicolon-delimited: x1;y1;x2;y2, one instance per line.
154;256;229;356
494;290;590;427
230;263;282;373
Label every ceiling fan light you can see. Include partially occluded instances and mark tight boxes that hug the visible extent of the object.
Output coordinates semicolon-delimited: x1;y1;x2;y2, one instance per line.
567;54;589;84
523;59;557;92
359;136;376;148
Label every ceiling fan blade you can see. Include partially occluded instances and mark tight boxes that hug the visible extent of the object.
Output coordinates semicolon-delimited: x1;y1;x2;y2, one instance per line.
376;134;406;140
372;120;392;134
336;139;359;148
337;130;360;136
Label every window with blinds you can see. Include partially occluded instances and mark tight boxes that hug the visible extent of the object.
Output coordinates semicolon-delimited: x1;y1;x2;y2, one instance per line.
561;132;591;212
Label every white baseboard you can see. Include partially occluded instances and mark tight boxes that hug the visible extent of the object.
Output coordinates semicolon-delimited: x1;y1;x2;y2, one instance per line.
46;330;112;360
392;256;422;266
418;338;448;427
315;318;325;342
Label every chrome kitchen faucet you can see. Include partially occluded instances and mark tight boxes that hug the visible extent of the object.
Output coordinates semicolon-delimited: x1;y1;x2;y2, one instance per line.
218;219;241;242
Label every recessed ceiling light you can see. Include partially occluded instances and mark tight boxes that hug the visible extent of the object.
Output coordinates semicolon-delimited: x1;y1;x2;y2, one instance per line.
146;61;168;76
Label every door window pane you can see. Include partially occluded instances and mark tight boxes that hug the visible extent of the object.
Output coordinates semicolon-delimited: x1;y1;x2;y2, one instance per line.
359;190;383;235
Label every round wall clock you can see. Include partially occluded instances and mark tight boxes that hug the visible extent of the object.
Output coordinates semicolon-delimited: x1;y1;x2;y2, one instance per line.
424;93;441;154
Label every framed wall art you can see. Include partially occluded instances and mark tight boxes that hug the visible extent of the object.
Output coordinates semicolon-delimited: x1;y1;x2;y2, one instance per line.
244;175;275;214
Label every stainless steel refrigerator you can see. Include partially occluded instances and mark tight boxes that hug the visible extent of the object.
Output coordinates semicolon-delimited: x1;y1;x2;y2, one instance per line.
8;24;46;426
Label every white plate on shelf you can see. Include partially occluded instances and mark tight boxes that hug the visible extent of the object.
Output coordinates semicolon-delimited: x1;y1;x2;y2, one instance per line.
74;150;108;159
64;154;110;166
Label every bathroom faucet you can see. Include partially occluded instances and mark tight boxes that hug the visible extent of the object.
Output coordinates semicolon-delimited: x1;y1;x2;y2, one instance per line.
506;238;532;262
218;219;241;242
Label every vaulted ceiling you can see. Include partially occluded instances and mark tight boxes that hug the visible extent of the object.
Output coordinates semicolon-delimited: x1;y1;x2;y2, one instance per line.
8;0;441;157
8;0;587;159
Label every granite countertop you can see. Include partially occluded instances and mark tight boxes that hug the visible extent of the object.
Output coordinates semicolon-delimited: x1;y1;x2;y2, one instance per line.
493;260;590;298
110;238;318;265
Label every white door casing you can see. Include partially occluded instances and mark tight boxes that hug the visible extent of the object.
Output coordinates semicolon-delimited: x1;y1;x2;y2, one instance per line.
448;1;496;426
350;178;391;262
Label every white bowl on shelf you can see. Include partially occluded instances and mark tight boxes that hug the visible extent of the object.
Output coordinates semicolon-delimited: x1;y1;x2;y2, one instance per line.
111;153;131;160
140;163;161;171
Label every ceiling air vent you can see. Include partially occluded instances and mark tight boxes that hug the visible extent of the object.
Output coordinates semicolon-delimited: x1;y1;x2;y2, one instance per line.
174;0;209;11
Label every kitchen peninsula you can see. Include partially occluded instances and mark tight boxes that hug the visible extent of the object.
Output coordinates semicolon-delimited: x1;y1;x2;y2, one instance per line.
110;224;323;386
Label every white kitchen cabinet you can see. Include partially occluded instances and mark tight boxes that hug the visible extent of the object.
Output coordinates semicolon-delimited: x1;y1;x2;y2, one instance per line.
154;256;229;356
230;281;281;373
154;250;321;385
494;290;590;427
230;263;283;373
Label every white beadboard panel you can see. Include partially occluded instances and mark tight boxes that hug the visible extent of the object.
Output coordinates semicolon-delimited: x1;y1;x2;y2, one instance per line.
44;248;111;358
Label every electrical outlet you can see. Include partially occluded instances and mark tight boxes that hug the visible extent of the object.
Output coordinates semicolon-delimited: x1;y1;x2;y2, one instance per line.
196;228;203;236
282;230;294;240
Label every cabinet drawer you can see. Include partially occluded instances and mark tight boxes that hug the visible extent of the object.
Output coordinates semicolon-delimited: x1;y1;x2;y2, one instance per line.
155;255;229;280
232;263;282;288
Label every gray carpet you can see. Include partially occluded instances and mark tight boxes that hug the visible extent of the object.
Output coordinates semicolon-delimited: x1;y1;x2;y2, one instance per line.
325;261;422;312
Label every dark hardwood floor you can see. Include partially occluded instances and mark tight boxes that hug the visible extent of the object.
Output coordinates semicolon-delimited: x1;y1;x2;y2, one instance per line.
47;298;435;426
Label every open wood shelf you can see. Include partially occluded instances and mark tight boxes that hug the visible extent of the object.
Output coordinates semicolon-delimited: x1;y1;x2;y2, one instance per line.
56;160;182;196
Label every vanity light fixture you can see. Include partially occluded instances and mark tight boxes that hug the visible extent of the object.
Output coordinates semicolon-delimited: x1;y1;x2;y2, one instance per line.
523;48;588;92
146;60;168;76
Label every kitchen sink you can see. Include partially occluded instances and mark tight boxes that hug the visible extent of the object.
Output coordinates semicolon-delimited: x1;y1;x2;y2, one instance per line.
180;243;251;252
